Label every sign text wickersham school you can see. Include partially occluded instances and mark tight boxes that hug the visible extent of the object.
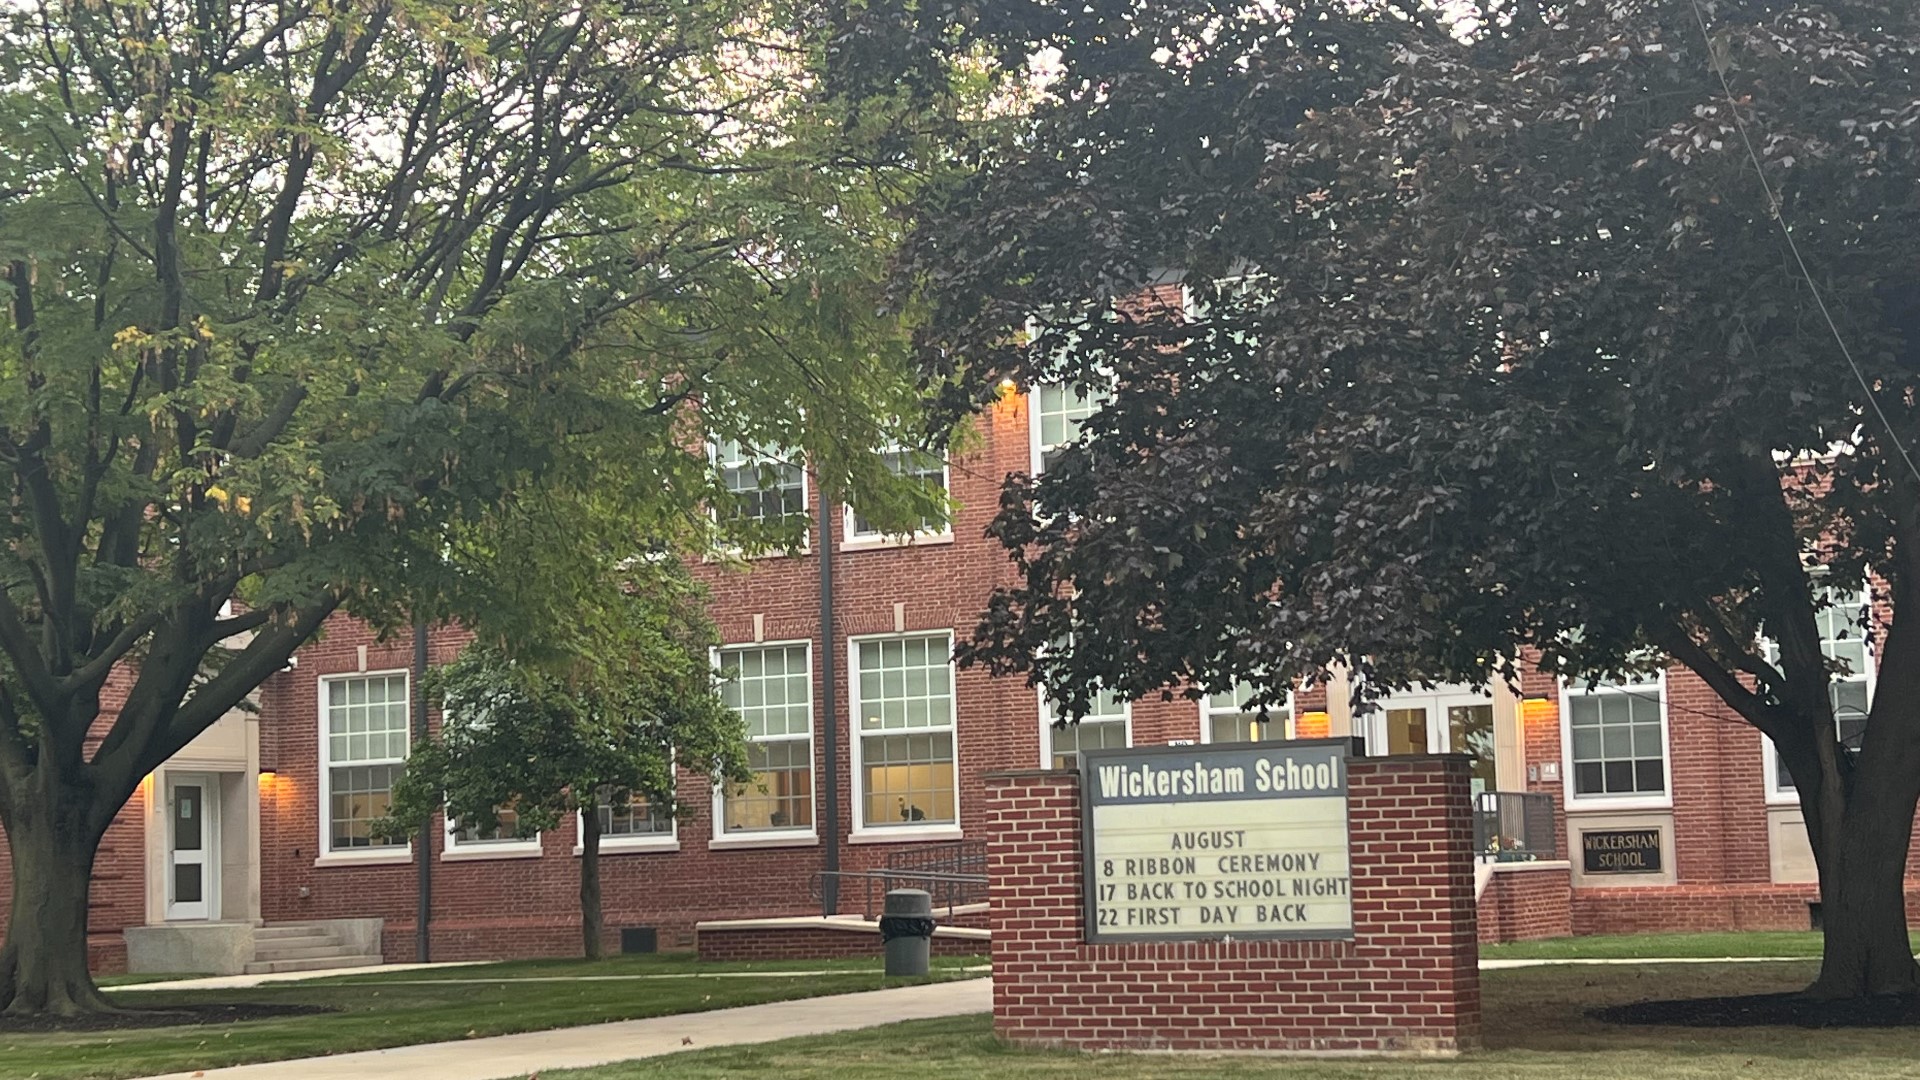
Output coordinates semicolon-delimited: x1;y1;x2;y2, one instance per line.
1080;740;1354;942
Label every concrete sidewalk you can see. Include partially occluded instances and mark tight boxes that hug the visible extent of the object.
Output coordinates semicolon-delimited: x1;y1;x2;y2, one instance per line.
140;977;993;1080
115;962;487;992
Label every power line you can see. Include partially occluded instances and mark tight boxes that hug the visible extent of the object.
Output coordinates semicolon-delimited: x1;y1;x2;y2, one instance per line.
1685;0;1920;489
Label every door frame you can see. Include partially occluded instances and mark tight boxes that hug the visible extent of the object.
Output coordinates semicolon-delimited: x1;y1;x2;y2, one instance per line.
1367;686;1497;756
164;771;221;921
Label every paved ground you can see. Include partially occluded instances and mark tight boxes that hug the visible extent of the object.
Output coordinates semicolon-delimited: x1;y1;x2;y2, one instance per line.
1479;956;1806;970
138;977;994;1080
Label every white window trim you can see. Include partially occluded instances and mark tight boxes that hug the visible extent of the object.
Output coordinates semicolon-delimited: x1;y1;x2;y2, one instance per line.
708;438;811;558
1036;686;1132;768
841;449;952;551
1560;671;1673;811
443;808;543;861
711;639;820;845
1198;686;1296;745
573;803;680;855
315;669;414;867
1027;382;1106;479
1761;583;1877;805
847;630;961;842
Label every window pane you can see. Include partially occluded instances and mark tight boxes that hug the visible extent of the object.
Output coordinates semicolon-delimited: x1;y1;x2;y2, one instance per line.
722;739;814;832
1050;719;1128;769
861;732;956;826
599;791;673;837
329;763;401;849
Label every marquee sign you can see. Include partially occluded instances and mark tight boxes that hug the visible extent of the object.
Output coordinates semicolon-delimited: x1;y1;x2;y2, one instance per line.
1080;740;1354;943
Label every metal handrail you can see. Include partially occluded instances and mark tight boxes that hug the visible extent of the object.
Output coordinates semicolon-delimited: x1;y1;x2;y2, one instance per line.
810;868;989;920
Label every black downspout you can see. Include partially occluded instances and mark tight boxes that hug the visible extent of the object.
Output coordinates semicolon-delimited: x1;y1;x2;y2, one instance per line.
819;488;840;917
413;621;432;963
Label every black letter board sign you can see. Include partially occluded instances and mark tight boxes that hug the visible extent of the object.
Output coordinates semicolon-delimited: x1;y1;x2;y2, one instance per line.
1581;828;1663;874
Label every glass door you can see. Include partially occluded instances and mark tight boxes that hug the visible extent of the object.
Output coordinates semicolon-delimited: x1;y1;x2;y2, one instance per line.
165;774;217;921
1369;687;1498;795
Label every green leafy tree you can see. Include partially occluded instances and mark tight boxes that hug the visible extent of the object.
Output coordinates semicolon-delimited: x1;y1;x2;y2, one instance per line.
909;0;1920;1000
379;568;747;961
0;0;975;1015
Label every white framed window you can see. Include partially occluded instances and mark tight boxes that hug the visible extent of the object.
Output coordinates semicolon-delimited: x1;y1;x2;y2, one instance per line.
850;631;959;839
581;789;679;854
1028;384;1106;477
317;671;412;863
1200;681;1294;745
1038;685;1130;769
444;803;542;860
1764;583;1875;801
843;448;950;548
1561;673;1670;808
711;437;807;530
713;642;817;846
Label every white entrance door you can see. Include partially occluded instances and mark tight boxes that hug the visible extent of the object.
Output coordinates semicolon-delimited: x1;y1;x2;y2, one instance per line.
165;774;219;921
1369;686;1498;795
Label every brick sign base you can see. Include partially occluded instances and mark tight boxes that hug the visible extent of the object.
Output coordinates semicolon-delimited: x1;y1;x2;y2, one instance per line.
986;755;1480;1055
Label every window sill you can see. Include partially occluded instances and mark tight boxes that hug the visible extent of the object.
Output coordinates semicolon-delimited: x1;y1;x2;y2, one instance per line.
847;825;963;845
1765;790;1802;807
1564;795;1673;813
441;845;544;862
576;838;680;856
707;832;819;851
313;849;414;868
708;543;812;563
839;533;953;553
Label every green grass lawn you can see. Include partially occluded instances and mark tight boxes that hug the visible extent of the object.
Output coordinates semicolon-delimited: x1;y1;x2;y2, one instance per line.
1481;930;1920;961
555;961;1920;1080
1;954;986;1080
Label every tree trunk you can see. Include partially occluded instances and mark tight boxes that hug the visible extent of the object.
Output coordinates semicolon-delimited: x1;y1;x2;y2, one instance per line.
580;807;603;961
0;804;115;1017
1808;817;1920;999
1793;603;1920;1000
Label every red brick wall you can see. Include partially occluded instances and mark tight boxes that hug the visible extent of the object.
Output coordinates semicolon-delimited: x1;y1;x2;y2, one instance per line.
695;926;986;962
987;758;1480;1054
1477;865;1573;944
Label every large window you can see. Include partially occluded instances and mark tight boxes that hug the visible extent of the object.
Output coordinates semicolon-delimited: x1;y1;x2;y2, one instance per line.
1038;686;1129;768
591;789;676;852
852;633;957;832
1768;584;1875;795
716;643;815;837
445;803;541;859
320;673;410;857
1564;677;1668;801
845;448;949;544
712;438;805;523
1029;384;1104;476
1202;682;1293;745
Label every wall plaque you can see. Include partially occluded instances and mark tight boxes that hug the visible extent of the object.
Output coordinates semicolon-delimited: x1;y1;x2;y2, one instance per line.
1581;828;1663;874
1080;740;1353;942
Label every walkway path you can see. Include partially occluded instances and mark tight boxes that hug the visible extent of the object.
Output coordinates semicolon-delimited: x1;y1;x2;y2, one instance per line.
114;962;486;992
1480;955;1811;970
139;977;993;1080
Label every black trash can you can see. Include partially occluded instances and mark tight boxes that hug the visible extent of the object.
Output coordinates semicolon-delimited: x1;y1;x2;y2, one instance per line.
879;888;936;977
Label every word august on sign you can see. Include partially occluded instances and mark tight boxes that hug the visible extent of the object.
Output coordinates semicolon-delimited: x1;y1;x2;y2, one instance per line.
1081;740;1354;942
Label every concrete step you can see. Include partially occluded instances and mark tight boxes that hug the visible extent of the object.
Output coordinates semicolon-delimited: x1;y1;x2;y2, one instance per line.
243;954;383;975
256;924;338;940
252;944;363;962
252;934;336;952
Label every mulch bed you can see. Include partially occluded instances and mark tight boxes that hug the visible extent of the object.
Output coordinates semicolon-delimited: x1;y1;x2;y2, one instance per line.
1595;992;1920;1028
0;1002;332;1033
